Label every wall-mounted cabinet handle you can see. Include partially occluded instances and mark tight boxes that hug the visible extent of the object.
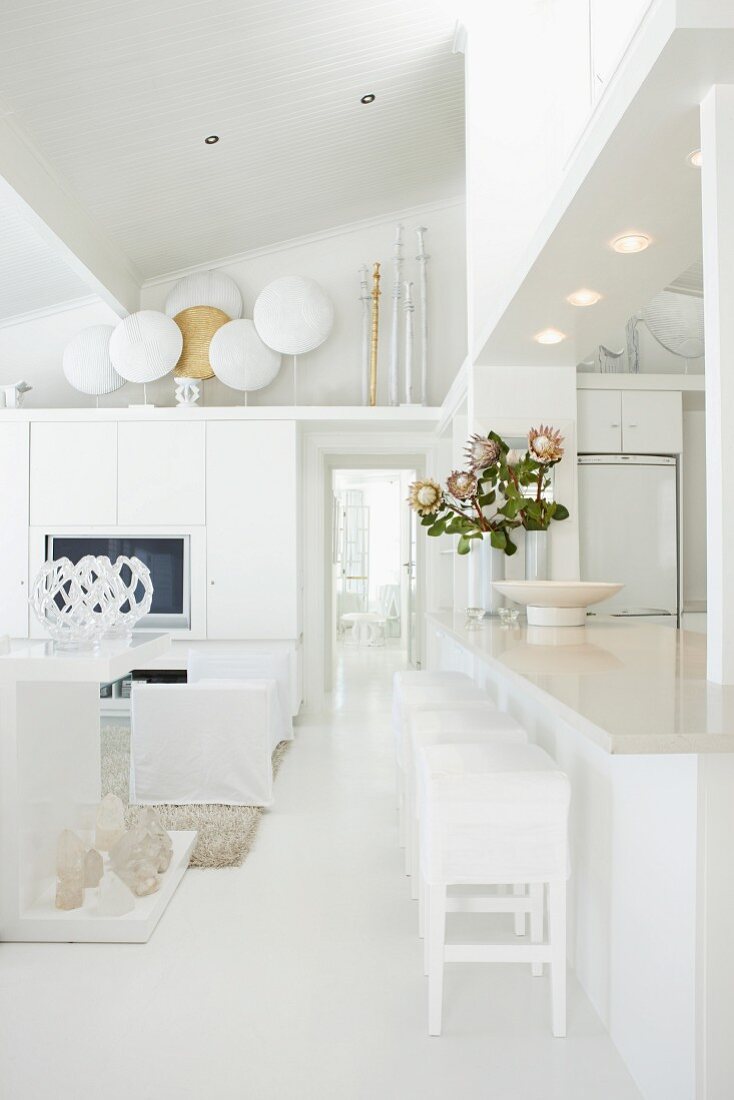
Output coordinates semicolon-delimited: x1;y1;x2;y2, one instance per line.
627;423;638;428
610;422;620;427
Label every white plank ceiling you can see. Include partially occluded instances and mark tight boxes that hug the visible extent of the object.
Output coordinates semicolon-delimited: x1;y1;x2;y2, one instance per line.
0;0;464;282
0;193;90;321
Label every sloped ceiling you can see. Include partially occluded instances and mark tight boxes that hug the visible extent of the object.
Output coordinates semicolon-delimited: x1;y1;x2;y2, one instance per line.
0;0;464;282
0;193;91;322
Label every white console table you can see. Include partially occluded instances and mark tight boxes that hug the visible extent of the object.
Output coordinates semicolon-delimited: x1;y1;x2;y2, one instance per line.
0;633;196;943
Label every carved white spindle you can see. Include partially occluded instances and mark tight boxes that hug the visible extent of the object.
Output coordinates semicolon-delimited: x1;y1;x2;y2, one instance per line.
388;224;404;406
404;280;415;405
416;225;429;406
359;265;371;406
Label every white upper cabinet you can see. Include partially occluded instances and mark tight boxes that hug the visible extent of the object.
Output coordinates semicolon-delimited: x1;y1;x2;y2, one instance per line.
578;388;683;454
30;422;117;526
622;391;683;455
590;0;651;98
118;422;205;525
577;390;622;453
206;421;298;639
0;422;29;637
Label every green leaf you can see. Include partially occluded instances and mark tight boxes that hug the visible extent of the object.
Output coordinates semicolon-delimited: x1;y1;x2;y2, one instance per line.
420;513;436;526
427;520;446;536
504;533;518;556
457;535;471;556
489;529;507;551
553;503;570;521
478;490;496;507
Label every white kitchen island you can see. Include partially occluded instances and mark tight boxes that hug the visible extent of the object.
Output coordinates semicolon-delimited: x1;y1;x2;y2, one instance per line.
426;612;734;1100
0;633;196;944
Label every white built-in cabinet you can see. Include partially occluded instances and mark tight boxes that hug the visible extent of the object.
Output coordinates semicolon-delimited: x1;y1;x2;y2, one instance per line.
30;422;117;525
0;422;30;636
118;422;205;524
577;389;683;453
206;421;299;639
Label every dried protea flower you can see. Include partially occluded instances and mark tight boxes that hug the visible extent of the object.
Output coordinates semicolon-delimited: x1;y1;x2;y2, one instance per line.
528;425;564;464
465;434;500;472
446;470;478;501
408;478;443;516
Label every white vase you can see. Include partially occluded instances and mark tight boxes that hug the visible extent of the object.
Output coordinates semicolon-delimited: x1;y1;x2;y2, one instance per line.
525;529;550;581
468;537;506;616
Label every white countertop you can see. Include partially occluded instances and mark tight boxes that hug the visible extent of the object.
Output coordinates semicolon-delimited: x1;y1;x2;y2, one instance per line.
0;632;170;683
427;612;734;755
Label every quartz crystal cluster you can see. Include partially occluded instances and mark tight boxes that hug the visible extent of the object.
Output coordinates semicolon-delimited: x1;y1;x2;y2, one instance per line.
54;794;173;913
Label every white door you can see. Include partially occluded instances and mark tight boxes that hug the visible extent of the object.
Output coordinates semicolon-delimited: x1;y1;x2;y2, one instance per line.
0;422;29;636
118;422;205;524
30;422;117;526
206;421;298;639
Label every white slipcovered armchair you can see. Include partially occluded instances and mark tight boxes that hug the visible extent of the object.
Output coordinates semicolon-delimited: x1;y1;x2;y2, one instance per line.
130;679;280;807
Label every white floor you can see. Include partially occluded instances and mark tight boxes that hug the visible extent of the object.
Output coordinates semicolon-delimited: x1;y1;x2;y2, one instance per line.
0;645;642;1100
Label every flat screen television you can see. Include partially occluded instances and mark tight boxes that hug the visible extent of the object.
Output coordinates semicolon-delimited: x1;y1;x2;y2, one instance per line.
46;535;190;629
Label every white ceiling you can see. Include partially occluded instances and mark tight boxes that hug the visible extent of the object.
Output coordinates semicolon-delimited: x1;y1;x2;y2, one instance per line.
0;0;464;282
0;192;90;322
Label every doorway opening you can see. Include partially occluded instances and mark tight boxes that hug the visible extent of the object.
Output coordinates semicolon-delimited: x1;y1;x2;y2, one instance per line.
327;466;420;694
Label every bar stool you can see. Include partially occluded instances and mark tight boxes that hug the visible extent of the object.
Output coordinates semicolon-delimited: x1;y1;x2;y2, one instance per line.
392;670;474;737
418;741;571;1038
405;706;528;904
394;683;492;848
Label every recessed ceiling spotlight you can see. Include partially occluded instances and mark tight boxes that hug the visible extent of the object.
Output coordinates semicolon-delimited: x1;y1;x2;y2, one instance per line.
360;93;376;104
611;233;650;254
204;135;219;145
687;148;702;167
534;328;566;345
566;288;602;307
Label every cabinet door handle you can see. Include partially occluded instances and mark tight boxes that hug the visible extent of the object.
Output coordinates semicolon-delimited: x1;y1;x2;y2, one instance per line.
627;423;638;428
610;422;620;427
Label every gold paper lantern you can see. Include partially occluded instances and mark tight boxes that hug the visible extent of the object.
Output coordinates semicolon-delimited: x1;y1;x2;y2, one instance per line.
173;306;230;379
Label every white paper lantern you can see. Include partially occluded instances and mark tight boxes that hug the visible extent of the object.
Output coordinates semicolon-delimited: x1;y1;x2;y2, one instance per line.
164;271;243;320
209;319;282;392
62;325;124;396
109;311;183;384
253;276;334;355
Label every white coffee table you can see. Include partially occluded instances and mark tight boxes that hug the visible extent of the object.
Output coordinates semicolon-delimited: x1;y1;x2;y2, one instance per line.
340;612;386;647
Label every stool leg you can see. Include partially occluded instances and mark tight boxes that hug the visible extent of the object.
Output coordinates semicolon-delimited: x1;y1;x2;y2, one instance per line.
427;884;447;1036
549;879;567;1037
530;882;543;976
404;781;413;877
513;883;526;935
409;816;419;900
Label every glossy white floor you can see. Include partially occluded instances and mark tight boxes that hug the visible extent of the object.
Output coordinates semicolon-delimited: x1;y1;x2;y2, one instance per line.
0;644;642;1100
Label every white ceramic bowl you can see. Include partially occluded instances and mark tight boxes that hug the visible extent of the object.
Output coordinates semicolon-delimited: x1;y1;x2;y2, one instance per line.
491;580;624;626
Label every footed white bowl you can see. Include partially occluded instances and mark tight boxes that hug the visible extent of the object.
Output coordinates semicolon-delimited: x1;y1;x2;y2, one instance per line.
491;580;624;626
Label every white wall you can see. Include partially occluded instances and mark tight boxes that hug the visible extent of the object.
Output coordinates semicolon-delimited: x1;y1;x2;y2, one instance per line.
0;299;120;407
0;204;466;410
142;203;467;409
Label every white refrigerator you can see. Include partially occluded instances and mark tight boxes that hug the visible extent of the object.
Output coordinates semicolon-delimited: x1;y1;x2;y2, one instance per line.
578;454;678;617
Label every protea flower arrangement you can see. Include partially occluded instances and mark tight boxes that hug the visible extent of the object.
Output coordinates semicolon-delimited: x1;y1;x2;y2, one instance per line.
408;426;569;555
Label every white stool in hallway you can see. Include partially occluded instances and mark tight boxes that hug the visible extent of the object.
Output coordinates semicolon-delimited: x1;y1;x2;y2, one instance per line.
404;706;528;904
418;741;571;1038
393;682;492;849
341;612;386;646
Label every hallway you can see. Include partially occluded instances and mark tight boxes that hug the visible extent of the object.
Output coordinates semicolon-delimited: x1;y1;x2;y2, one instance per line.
0;647;641;1100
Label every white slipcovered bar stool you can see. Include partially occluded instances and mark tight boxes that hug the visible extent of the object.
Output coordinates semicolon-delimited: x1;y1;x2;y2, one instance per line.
393;680;492;850
419;741;571;1038
405;706;528;909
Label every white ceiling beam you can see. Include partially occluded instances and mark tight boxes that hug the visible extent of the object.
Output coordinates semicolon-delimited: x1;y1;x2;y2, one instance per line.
0;113;140;316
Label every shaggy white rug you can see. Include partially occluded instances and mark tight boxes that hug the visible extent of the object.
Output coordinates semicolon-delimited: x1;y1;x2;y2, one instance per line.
100;725;290;869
